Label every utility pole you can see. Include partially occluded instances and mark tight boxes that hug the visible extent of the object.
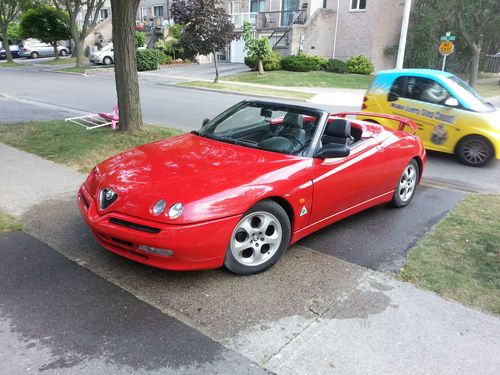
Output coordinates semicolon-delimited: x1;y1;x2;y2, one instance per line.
396;0;412;69
332;0;340;58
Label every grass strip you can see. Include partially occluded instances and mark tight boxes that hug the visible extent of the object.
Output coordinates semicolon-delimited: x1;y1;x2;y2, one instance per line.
0;62;22;67
0;120;182;173
179;81;314;100
0;212;24;233
224;70;374;90
401;194;500;315
41;57;77;65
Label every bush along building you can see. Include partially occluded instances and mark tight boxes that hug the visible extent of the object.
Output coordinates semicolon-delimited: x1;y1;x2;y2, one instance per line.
225;0;406;71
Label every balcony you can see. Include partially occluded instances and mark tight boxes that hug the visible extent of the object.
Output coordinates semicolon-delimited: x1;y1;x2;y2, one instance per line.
232;10;307;30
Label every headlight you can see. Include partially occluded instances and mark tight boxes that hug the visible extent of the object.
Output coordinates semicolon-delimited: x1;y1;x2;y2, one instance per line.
168;203;183;219
152;200;167;215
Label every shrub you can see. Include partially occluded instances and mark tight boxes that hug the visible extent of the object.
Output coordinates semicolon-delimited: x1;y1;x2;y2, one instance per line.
324;58;347;73
136;48;163;71
311;55;328;69
281;54;321;72
135;31;146;48
244;51;282;71
346;55;374;74
160;54;173;65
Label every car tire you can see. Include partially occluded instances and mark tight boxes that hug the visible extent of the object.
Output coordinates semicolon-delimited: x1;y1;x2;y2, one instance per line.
103;56;112;65
224;200;291;275
59;49;68;57
30;51;39;59
389;159;419;208
456;135;493;167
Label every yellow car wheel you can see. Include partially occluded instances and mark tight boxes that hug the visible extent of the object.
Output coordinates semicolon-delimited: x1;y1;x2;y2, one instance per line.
456;135;494;167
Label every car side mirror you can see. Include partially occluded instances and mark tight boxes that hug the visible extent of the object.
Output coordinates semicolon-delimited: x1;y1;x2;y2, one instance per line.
388;92;399;102
314;143;351;159
202;118;210;127
444;97;459;107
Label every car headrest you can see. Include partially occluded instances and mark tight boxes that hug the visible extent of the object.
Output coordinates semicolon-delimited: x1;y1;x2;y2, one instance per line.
283;112;303;129
324;118;351;138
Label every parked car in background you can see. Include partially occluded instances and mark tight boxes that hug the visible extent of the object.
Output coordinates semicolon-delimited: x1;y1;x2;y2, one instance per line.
0;40;20;59
361;69;500;167
89;43;114;65
19;39;70;59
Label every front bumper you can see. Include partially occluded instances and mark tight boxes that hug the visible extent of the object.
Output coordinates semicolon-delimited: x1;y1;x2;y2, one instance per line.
78;184;240;271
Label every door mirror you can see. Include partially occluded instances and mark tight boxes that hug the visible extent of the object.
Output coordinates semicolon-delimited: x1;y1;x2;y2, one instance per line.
314;143;351;159
388;92;399;102
202;118;210;127
444;97;459;107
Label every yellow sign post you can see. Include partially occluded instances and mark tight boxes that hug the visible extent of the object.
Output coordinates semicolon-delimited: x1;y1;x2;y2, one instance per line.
439;32;456;71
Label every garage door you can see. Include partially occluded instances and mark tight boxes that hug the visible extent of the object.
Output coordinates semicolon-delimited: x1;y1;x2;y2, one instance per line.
230;39;247;63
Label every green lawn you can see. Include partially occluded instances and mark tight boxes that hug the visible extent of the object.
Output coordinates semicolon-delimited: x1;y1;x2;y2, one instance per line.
224;70;374;89
41;57;76;65
0;121;182;173
476;82;500;98
401;194;500;315
0;212;24;233
57;66;89;74
179;81;314;100
0;61;22;67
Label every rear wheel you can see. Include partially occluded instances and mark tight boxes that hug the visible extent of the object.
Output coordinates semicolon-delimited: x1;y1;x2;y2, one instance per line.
390;159;419;208
59;49;68;57
224;200;291;275
103;56;112;65
30;51;39;59
456;135;493;167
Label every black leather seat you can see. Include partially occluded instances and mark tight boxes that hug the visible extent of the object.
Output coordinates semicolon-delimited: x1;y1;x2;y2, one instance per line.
321;118;353;146
279;112;307;147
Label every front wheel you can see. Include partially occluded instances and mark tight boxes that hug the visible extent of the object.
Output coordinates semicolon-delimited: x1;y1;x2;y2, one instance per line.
30;51;39;59
102;56;112;65
389;159;419;208
224;200;291;275
456;135;493;167
59;49;68;57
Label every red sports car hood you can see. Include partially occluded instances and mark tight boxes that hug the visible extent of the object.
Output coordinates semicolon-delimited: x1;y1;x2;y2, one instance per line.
86;133;311;224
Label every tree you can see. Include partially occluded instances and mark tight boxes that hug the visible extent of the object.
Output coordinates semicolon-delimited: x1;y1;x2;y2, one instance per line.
172;0;236;83
242;21;271;75
0;0;30;62
20;5;71;60
454;0;499;87
53;1;105;67
110;0;142;132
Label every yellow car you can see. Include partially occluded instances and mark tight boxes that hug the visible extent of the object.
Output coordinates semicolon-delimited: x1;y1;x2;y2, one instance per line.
360;69;500;167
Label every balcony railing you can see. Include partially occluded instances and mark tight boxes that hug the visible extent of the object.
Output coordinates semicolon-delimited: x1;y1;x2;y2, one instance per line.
232;10;307;30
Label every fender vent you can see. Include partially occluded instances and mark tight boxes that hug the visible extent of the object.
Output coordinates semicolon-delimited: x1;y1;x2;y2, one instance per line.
109;218;161;234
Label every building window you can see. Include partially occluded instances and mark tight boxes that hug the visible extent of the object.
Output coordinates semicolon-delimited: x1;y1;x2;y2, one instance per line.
100;9;109;19
250;0;266;12
350;0;366;11
154;6;164;17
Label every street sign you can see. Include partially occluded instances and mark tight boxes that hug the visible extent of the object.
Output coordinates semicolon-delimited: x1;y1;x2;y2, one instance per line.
439;41;454;56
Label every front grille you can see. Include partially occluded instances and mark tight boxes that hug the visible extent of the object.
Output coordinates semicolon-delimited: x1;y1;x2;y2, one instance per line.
109;218;161;234
80;192;90;209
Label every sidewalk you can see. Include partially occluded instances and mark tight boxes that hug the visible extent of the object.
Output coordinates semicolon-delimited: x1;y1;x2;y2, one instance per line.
1;142;499;374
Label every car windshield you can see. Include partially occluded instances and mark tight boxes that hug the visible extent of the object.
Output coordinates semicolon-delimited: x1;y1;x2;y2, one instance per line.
101;44;113;51
445;76;494;113
197;102;321;156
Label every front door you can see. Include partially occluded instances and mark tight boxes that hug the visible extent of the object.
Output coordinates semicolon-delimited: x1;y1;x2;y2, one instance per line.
387;76;461;153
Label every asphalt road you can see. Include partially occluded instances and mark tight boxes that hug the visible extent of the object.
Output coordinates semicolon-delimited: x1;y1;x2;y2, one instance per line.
0;231;265;375
0;66;354;131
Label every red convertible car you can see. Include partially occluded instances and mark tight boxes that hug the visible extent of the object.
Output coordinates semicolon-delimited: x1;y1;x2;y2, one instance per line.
78;101;426;275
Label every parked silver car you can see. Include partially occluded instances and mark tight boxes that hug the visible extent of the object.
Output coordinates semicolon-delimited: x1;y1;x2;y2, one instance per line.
89;43;114;65
19;40;70;59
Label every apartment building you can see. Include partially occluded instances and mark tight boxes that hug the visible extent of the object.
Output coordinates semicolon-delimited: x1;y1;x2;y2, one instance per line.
226;0;406;71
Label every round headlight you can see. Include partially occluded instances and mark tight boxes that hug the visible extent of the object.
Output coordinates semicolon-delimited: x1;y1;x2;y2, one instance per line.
152;200;167;215
168;203;183;219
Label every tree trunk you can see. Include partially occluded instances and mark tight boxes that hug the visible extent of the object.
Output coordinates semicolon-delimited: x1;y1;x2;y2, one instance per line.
52;43;60;60
213;48;219;83
74;38;85;67
258;59;264;75
111;0;143;132
468;44;481;88
1;30;13;63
